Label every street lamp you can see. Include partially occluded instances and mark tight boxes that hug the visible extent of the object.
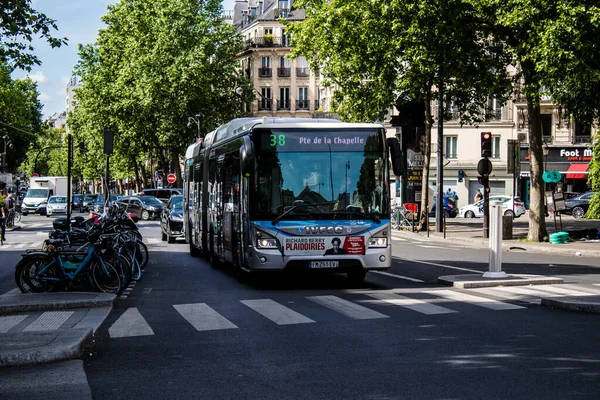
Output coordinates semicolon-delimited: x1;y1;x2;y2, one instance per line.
2;135;13;173
187;113;204;139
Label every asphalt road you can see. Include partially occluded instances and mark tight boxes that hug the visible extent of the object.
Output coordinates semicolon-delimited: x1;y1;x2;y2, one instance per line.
79;222;600;400
2;217;599;399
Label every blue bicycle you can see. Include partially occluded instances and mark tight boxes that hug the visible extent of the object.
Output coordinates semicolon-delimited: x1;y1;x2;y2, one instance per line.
15;234;122;294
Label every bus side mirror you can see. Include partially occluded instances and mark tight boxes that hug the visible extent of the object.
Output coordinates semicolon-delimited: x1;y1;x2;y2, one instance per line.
387;138;404;176
240;136;255;175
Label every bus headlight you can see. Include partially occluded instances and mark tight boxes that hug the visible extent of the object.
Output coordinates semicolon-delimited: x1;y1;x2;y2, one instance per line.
369;228;388;248
255;229;279;249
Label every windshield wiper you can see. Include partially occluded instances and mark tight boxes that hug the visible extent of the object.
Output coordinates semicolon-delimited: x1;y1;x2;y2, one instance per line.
271;202;335;225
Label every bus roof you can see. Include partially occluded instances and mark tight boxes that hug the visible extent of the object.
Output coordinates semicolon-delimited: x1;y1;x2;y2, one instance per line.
210;117;384;146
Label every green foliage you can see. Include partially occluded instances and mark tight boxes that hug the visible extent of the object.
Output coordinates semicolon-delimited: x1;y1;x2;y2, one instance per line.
70;0;253;184
0;66;43;171
0;0;68;72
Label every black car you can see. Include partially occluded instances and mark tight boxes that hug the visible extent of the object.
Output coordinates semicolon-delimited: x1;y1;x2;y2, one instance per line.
119;195;164;220
72;194;84;212
428;195;458;218
160;195;184;243
92;194;122;213
564;191;597;219
137;188;183;203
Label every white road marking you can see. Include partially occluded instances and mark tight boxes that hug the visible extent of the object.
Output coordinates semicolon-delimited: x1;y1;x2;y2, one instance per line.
372;271;425;283
0;315;28;333
534;285;598;297
417;245;459;250
146;238;161;244
1;288;21;296
469;287;541;305
23;311;74;331
108;307;154;338
307;295;389;320
14;243;27;249
424;289;525;310
367;293;458;315
173;303;238;331
241;299;315;325
397;257;482;274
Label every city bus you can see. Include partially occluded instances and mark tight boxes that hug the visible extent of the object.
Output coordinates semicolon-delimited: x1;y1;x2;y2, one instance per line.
183;117;403;283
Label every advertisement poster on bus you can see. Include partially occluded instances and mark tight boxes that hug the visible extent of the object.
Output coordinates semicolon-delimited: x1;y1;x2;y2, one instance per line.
284;236;364;255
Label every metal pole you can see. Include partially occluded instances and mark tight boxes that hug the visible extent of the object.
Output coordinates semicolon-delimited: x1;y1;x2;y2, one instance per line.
483;201;508;278
104;155;110;211
436;76;444;233
66;135;73;227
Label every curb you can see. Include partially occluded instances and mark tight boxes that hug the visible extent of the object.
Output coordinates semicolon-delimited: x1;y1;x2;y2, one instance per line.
541;298;600;314
0;293;117;315
391;230;600;258
0;328;93;368
438;274;564;289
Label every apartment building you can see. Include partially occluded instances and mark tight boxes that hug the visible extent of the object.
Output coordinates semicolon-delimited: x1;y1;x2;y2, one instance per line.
231;0;328;117
395;93;596;209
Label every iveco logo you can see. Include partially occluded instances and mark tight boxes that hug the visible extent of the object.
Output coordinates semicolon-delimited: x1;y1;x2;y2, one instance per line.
303;226;344;234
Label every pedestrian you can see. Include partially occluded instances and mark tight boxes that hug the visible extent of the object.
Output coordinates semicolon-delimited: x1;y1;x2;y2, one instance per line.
474;189;482;203
446;187;453;196
451;190;459;201
0;196;7;245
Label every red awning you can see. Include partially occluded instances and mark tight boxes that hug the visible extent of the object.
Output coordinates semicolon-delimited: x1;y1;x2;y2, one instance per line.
565;163;589;179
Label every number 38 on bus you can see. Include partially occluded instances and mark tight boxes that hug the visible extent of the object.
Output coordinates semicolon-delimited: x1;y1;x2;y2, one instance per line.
183;117;404;284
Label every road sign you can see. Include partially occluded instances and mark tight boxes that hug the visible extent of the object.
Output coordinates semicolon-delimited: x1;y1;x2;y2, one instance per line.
167;173;176;184
543;170;562;183
31;173;39;177
477;158;493;176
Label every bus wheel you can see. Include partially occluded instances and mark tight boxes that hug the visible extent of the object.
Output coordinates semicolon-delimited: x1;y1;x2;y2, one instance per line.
188;225;201;257
347;270;366;285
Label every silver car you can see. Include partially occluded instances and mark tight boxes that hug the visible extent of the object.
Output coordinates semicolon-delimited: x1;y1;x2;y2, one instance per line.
46;195;68;217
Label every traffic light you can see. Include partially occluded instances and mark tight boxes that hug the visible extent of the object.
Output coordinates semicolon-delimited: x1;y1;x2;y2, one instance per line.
457;169;464;182
477;175;489;187
481;131;492;158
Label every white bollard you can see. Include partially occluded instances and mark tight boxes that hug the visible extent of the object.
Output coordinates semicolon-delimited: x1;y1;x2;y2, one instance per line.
483;200;508;278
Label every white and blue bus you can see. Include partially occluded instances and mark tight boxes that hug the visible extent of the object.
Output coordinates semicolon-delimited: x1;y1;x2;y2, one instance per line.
183;117;403;283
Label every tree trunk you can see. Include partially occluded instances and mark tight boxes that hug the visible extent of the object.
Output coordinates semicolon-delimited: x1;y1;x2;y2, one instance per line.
131;155;142;193
172;148;182;187
526;94;548;242
418;87;433;231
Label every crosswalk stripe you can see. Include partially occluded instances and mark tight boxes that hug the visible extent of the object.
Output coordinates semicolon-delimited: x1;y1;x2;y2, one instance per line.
108;307;154;338
499;286;563;299
173;303;238;331
424;289;525;310
146;238;161;244
0;315;28;333
469;288;541;305
14;243;27;249
366;293;458;315
27;241;42;249
534;285;598;297
23;311;74;332
241;299;315;325
308;295;389;319
1;288;21;296
561;284;600;294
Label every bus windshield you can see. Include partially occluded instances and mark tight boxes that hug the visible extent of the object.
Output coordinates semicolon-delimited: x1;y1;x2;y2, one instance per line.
252;128;388;221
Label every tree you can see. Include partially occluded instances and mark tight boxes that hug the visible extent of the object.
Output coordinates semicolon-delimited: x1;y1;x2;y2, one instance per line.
0;67;43;172
70;0;253;189
478;0;600;239
287;0;512;229
0;0;67;72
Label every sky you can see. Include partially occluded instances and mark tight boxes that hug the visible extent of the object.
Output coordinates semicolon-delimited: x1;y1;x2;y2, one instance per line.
13;0;235;119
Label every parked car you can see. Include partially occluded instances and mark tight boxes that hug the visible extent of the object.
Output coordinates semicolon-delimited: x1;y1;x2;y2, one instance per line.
46;195;68;217
428;196;458;218
459;195;526;218
82;194;98;211
160;195;184;243
92;194;122;213
136;188;183;203
72;194;84;211
564;191;597;218
119;195;164;220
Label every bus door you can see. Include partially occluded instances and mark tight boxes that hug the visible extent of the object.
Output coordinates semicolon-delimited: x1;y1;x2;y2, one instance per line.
222;152;241;265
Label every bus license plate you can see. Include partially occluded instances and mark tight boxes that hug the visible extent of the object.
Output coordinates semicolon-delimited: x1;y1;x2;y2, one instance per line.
310;261;339;269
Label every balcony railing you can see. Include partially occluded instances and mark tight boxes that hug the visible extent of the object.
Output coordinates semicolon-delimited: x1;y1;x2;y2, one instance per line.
296;100;310;110
258;67;272;77
277;99;291;110
278;67;291;77
485;110;503;121
242;36;291;51
296;67;310;77
574;136;592;144
258;99;272;111
314;100;320;110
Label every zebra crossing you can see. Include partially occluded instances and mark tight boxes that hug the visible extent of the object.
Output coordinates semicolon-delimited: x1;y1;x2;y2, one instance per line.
102;284;600;338
1;284;598;337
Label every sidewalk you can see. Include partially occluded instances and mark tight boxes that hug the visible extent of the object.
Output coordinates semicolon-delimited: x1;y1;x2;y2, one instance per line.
0;292;116;399
391;215;600;314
